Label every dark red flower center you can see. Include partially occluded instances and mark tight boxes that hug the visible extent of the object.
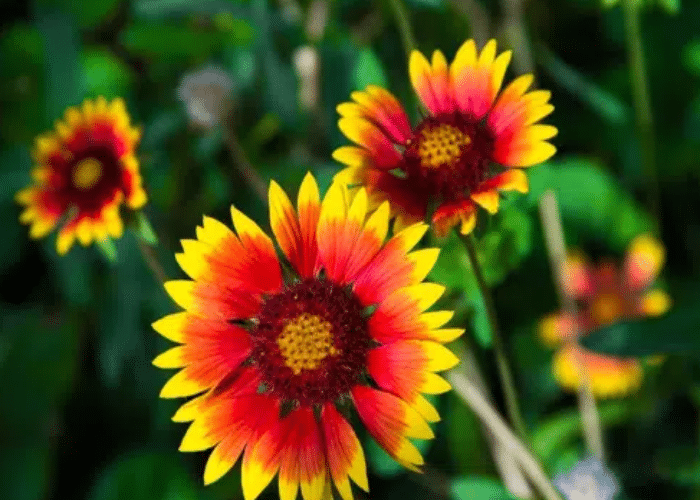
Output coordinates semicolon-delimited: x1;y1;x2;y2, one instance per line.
51;124;127;216
401;113;495;202
250;278;371;406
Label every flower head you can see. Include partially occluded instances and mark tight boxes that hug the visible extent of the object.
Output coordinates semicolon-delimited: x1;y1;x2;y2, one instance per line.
539;235;670;398
176;65;234;129
334;39;556;236
15;97;146;254
153;173;462;499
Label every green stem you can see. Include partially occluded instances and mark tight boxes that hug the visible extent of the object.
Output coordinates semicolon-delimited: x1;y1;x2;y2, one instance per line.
458;232;529;442
621;0;658;220
139;241;168;285
387;0;416;57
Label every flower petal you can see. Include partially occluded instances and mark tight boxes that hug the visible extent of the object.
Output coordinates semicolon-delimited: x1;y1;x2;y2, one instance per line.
624;234;665;291
338;118;402;169
432;199;477;236
321;404;369;500
340;85;412;144
351;223;430;306
553;345;642;399
351;385;433;471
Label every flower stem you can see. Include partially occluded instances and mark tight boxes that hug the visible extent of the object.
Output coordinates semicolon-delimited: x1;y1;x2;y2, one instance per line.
621;0;658;220
457;231;529;442
448;371;563;500
539;190;606;462
387;0;416;57
222;128;268;204
138;240;168;285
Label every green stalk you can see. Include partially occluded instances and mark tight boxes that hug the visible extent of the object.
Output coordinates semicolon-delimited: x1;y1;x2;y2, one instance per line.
457;232;529;442
621;0;659;220
387;0;416;57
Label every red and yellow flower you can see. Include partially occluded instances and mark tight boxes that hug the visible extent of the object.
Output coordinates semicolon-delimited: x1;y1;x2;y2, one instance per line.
334;39;556;236
153;173;462;500
15;97;146;254
539;235;671;398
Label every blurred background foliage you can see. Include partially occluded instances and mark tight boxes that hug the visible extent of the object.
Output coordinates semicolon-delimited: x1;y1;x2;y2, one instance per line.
2;0;700;499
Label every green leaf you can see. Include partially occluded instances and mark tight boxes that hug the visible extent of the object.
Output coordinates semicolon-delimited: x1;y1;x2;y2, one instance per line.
683;41;700;77
656;0;680;14
354;48;388;91
89;452;198;500
132;212;159;246
531;402;630;465
451;476;515;499
446;393;494;474
0;445;52;500
527;158;654;252
96;238;118;263
121;21;253;59
81;48;135;98
581;299;700;356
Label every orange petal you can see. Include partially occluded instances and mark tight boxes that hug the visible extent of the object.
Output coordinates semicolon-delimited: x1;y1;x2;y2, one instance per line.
321;404;369;500
431;199;477;236
338;117;402;169
341;85;412;143
351;385;432;471
553;345;642;399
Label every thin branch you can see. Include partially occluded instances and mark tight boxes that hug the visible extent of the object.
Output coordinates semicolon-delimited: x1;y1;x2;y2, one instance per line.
538;190;606;462
448;371;564;500
457;231;529;442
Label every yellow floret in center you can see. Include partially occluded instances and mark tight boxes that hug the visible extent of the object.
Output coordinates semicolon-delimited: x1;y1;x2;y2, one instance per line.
72;158;103;190
277;313;339;375
417;123;471;169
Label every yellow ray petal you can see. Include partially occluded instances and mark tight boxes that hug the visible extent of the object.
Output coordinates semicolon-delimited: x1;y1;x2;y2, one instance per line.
400;283;445;312
407;248;440;283
412;394;440;423
197;215;234;246
471;189;499;214
152;312;187;343
164;280;195;311
204;441;240;485
639;289;671;316
160;368;207;398
172;393;208;422
363;201;390;243
420;372;452;394
420;341;460;371
179;418;218;452
152;346;187;368
428;328;465;343
421;310;454;330
56;228;76;255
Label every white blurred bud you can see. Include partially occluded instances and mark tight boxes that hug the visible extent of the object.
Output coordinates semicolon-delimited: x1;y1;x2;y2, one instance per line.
293;45;319;111
305;0;329;41
554;457;620;500
176;65;234;129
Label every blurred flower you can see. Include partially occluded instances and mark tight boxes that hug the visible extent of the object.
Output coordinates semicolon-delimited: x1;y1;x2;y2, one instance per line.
152;173;461;498
554;456;620;500
15;97;146;255
293;45;320;111
176;65;234;129
539;235;671;398
334;39;556;236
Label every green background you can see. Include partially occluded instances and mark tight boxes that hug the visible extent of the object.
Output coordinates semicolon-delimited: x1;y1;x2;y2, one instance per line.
2;0;700;499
